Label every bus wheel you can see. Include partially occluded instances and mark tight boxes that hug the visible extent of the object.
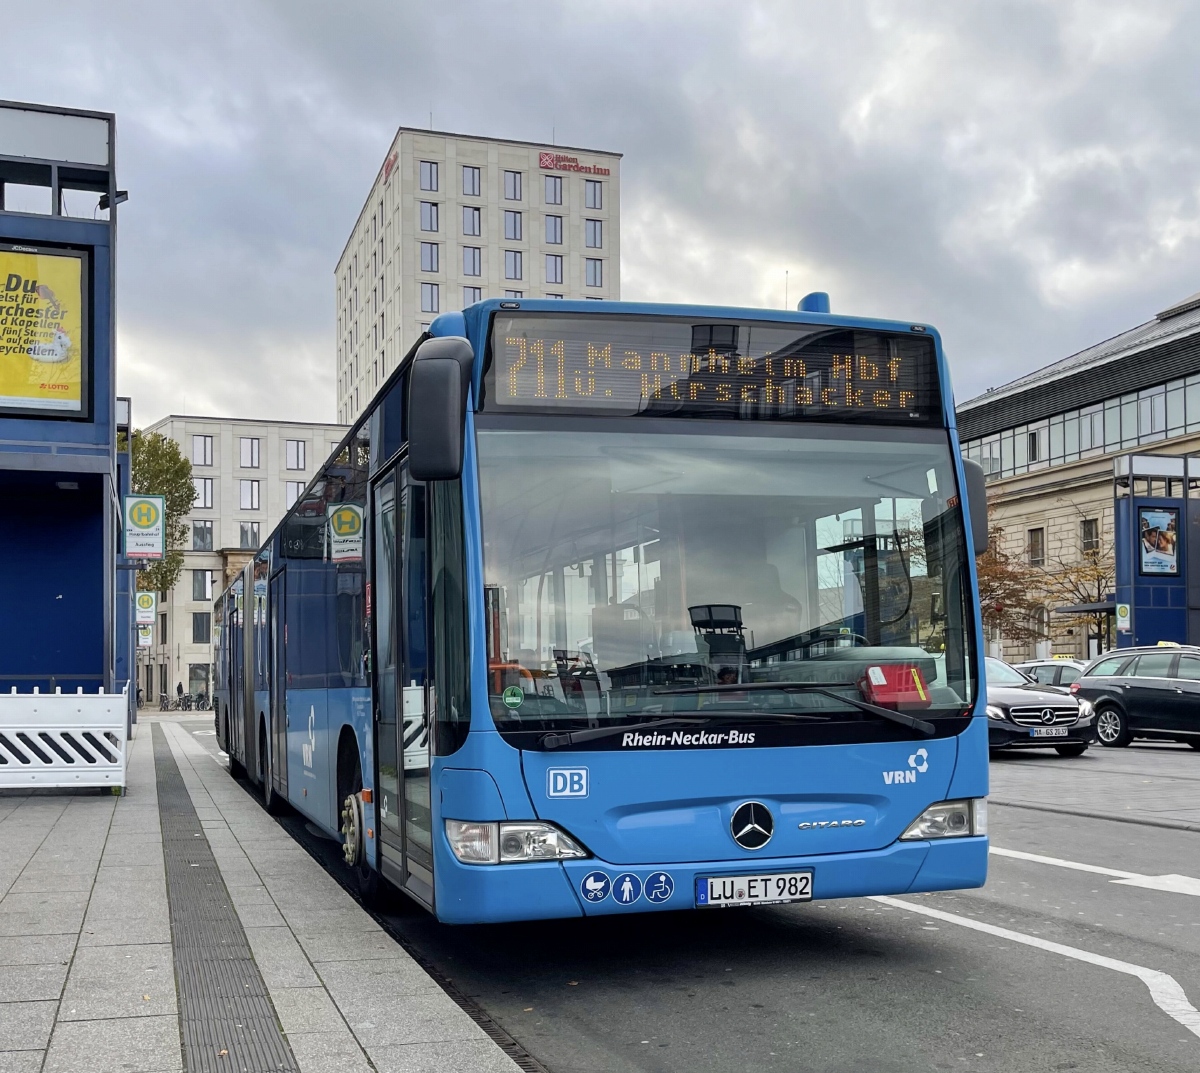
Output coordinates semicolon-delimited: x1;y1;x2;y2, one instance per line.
339;762;380;904
259;722;283;816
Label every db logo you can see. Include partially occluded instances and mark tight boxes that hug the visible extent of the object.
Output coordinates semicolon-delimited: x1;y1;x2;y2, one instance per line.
547;768;588;798
129;501;159;528
330;507;361;535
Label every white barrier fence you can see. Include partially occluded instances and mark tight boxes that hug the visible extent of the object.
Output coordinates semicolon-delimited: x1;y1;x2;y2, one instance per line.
0;687;128;791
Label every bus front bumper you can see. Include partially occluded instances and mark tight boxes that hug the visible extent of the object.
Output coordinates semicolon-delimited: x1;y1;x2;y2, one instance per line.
433;836;988;924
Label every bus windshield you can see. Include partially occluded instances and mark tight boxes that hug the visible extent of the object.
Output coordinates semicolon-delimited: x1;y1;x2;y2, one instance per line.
478;420;977;748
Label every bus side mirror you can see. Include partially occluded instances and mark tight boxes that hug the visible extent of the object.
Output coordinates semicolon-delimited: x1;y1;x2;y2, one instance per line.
407;336;474;481
962;458;989;557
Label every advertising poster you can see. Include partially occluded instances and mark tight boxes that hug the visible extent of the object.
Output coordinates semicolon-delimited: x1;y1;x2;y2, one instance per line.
134;591;157;625
1139;507;1179;576
0;245;87;415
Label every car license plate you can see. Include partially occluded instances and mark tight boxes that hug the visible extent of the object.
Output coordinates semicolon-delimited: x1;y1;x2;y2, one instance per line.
696;871;813;908
1030;726;1069;738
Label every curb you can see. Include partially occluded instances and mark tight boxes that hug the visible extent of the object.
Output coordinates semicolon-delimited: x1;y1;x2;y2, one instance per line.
990;798;1200;833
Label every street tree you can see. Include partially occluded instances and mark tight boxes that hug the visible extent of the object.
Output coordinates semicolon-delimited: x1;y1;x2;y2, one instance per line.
1039;542;1116;652
974;526;1044;643
127;430;193;593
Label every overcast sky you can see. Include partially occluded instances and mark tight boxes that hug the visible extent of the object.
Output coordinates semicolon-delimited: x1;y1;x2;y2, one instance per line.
6;0;1200;426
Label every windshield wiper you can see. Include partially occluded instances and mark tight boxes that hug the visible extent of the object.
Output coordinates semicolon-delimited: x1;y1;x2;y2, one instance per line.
540;717;708;750
654;683;937;737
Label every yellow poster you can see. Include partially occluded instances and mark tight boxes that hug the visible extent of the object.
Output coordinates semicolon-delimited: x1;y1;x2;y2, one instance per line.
0;248;84;413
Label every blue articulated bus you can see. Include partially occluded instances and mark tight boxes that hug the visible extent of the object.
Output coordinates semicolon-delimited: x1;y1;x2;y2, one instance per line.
215;298;991;924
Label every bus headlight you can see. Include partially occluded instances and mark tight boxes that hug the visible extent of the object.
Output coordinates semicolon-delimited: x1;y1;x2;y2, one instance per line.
899;798;987;841
444;820;588;864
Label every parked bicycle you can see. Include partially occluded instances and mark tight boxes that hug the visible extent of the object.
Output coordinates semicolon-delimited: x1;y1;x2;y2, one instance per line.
194;692;210;711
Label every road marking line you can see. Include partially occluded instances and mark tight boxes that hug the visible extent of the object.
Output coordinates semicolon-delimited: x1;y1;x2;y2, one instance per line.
991;846;1200;896
871;895;1200;1040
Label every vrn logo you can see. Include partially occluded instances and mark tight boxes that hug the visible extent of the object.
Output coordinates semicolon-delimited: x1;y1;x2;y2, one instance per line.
547;767;588;798
883;748;929;785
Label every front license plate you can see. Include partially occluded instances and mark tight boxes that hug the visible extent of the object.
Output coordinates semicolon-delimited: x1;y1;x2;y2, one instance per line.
696;871;813;908
1030;726;1069;738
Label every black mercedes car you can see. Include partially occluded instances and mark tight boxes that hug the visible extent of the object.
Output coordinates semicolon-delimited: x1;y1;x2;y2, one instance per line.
1070;645;1200;749
985;657;1097;756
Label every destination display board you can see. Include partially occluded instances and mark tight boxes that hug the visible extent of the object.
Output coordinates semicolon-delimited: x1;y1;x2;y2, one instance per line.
484;314;941;424
0;243;88;417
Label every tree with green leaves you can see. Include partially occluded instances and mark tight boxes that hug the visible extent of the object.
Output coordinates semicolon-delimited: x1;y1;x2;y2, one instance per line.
127;430;193;593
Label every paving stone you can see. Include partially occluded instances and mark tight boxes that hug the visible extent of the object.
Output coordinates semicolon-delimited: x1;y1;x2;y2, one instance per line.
0;891;91;917
0;961;68;1002
0;911;83;937
0;1000;56;1051
43;1014;182;1073
59;943;176;1020
369;1039;524;1073
242;926;320;989
0;933;76;966
0;1050;45;1073
269;986;348;1036
9;871;95;895
281;1030;374;1073
314;957;440;1000
346;989;487;1047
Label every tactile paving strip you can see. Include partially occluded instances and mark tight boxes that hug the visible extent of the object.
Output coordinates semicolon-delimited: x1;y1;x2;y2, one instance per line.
153;725;300;1073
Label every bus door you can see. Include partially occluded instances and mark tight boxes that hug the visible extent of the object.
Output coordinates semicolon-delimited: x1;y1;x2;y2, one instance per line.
269;570;287;801
371;464;434;903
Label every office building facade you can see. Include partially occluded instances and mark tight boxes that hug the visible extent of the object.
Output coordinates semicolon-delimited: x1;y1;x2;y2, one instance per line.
136;415;346;703
335;129;622;423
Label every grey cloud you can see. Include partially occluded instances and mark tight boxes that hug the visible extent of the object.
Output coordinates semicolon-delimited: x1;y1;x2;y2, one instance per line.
4;0;1200;422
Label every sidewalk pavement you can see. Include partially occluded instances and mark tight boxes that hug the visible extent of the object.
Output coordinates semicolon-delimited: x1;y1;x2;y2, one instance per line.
0;717;524;1073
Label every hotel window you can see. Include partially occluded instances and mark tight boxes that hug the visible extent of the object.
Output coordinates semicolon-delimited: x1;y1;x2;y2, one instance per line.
419;160;438;191
239;479;260;510
419;201;439;232
545;215;562;244
192;477;213;510
1081;518;1100;553
462;205;481;236
239;437;260;468
285;439;306;471
545;254;563;285
192;570;214;602
505;290;523;299
191;434;213;466
585;258;603;287
463;286;482;305
239;521;260;549
585;218;603;248
504;210;522;241
462;246;481;276
192;520;213;551
1028;527;1046;567
504;170;522;200
420;241;439;272
505;250;523;280
1028;429;1041;463
544;174;562;205
462;165;481;197
285;481;304;509
420;282;440;313
192;612;212;645
584;179;603;209
547;293;564;299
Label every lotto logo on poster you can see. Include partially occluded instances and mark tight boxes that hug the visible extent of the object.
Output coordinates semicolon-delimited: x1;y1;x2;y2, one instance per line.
0;247;86;414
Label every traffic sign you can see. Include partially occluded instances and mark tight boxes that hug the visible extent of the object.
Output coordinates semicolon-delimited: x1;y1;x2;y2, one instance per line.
124;495;165;560
134;591;156;625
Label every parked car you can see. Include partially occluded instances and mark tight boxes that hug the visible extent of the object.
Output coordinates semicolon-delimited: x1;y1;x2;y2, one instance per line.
1070;645;1200;749
1013;657;1088;691
985;657;1096;756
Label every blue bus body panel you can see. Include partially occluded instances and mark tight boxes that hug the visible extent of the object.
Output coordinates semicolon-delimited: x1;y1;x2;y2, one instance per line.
521;736;960;865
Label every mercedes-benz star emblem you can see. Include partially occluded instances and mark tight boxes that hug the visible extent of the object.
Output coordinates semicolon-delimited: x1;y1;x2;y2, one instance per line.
730;802;774;850
1040;708;1056;725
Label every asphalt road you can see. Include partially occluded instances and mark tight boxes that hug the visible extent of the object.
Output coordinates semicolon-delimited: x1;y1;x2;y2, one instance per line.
178;718;1200;1073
